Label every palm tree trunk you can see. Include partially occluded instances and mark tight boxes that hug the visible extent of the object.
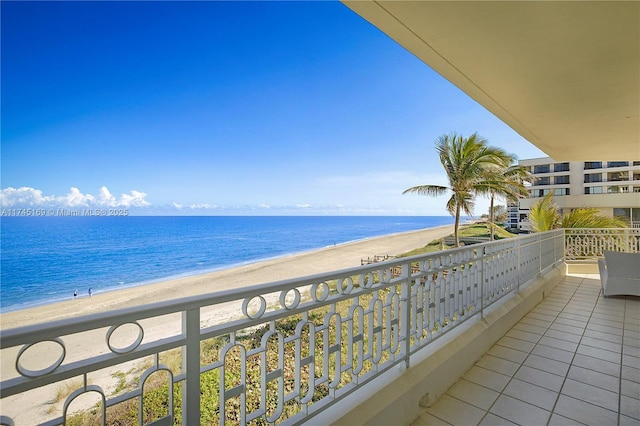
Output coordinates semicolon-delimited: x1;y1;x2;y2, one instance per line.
454;203;461;247
489;194;495;241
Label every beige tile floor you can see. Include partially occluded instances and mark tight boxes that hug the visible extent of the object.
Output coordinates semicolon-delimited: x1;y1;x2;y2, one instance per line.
412;274;640;426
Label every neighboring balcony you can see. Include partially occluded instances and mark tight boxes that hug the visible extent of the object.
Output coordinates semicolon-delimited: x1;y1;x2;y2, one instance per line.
0;229;638;426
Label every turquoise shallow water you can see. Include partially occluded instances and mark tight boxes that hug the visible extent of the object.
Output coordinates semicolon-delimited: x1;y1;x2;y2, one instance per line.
0;216;455;312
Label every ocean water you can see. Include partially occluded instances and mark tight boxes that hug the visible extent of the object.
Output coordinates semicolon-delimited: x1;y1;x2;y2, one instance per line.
0;216;455;312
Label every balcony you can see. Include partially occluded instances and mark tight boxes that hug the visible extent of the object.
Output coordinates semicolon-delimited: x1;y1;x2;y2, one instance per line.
412;272;639;425
1;229;638;425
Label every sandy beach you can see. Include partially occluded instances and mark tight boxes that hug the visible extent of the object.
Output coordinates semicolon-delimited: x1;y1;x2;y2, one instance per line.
1;224;455;330
0;224;456;425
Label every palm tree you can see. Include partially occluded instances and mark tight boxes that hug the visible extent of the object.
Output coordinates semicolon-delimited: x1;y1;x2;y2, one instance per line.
479;165;531;240
529;192;628;231
403;132;516;247
528;193;561;232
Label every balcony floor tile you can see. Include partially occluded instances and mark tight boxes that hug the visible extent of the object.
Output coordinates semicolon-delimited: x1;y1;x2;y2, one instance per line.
462;366;511;392
478;413;518;425
567;365;620;393
554;395;618;425
502;379;558;411
489;394;551;425
476;355;520;377
621;379;640;398
496;336;536;353
561;379;619;412
487;345;529;364
513;365;565;392
447;379;500;411
424;394;486;425
523;354;570;376
412;273;640;426
547;413;586;426
531;344;575;364
620;395;640;420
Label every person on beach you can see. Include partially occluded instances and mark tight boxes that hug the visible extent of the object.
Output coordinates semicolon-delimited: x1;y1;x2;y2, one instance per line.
88;287;92;298
73;289;78;299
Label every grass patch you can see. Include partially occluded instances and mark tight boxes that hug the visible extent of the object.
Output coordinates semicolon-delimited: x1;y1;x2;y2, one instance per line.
54;378;90;403
397;222;515;257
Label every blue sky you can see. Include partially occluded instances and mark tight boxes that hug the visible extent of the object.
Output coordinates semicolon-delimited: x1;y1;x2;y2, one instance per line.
1;1;545;216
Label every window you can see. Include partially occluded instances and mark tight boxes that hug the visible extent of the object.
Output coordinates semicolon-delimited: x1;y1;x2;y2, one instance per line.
535;177;550;186
613;208;631;220
554;162;570;172
554;188;570;196
607;161;629;168
633;161;640;166
634;187;640;193
584;173;602;183
585;186;603;194
607;185;629;194
584;162;602;170
554;175;570;185
607;171;629;182
535;189;551;197
633;173;640;181
533;164;551;174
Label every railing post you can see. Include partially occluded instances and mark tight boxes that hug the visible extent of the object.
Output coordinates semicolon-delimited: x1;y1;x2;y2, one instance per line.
626;228;630;253
182;308;201;425
516;237;521;293
480;247;485;319
402;262;411;370
539;234;543;273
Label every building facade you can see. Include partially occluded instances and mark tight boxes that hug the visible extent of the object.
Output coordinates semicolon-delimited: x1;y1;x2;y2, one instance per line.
509;158;640;231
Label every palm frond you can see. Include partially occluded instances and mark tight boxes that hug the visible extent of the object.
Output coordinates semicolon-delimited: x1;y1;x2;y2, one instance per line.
561;209;629;228
528;192;560;232
402;185;449;196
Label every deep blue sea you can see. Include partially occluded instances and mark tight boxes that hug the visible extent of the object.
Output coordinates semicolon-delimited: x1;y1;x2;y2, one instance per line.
0;216;455;312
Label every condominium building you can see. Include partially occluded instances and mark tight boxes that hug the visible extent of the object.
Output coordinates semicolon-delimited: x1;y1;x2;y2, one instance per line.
508;158;640;231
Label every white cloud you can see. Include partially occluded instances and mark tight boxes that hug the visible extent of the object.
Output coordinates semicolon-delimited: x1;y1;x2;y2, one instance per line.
0;186;151;209
120;190;151;207
0;186;50;206
61;187;95;207
189;203;214;209
97;186;118;207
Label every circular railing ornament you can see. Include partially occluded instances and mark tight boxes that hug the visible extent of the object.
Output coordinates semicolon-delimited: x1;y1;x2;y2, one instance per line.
106;322;144;354
311;282;330;302
337;277;354;294
242;295;267;319
279;288;301;310
16;338;66;378
361;272;375;289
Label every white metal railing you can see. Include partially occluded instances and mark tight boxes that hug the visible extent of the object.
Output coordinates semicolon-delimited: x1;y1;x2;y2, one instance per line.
0;230;565;426
565;228;640;260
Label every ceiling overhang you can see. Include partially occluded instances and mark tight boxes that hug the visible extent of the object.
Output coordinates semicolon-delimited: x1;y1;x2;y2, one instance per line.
342;1;639;160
